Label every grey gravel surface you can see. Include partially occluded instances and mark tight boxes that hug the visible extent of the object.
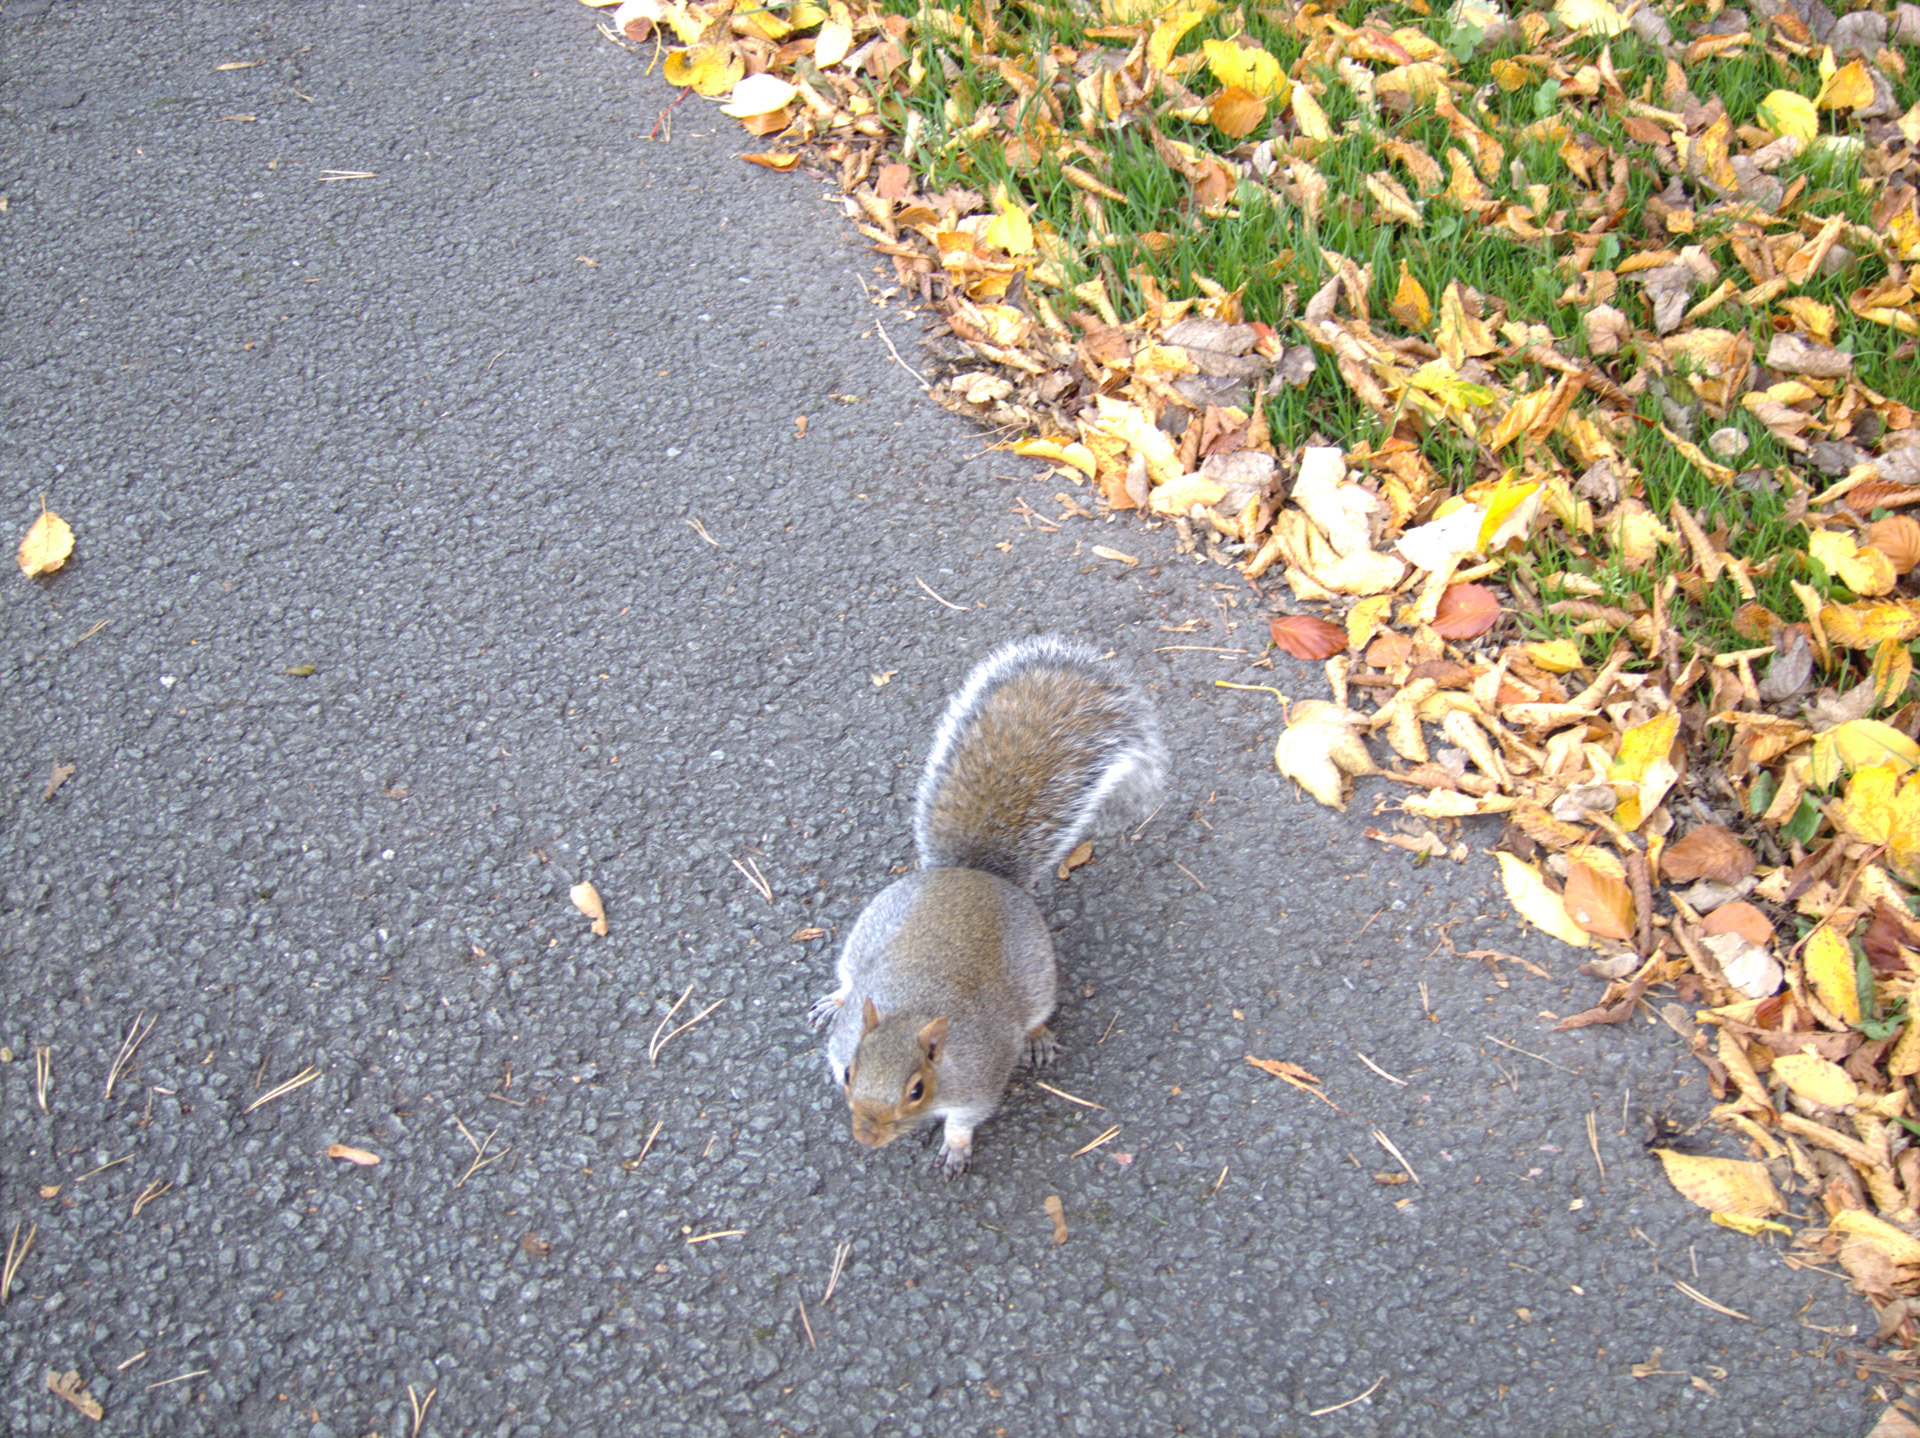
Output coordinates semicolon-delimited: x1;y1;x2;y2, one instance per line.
0;2;1882;1435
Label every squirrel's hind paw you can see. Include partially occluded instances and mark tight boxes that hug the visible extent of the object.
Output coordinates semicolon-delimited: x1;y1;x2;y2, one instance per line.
806;992;845;1032
1024;1024;1059;1070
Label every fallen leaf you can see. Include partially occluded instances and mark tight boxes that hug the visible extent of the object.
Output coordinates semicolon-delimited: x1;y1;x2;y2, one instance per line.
1495;852;1590;949
326;1143;380;1166
1804;926;1863;1024
1268;614;1348;661
1274;708;1377;810
1770;1051;1860;1108
1563;861;1635;940
42;762;75;800
1430;583;1501;639
570;880;610;937
46;1370;103;1421
1661;826;1755;884
1653;1149;1786;1218
1698;901;1773;947
1209;86;1267;139
1757;89;1818;141
1832;1209;1920;1265
740;152;800;171
1812;720;1920;786
1868;517;1920;574
722;72;799;117
18;502;73;578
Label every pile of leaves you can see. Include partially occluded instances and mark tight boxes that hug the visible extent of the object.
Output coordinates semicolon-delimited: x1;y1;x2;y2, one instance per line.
578;0;1920;1360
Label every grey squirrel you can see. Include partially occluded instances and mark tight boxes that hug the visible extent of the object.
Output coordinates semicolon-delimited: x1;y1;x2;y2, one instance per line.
809;636;1167;1176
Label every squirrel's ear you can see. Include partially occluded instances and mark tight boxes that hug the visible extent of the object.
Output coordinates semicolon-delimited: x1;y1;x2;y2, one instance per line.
917;1016;949;1059
861;996;883;1033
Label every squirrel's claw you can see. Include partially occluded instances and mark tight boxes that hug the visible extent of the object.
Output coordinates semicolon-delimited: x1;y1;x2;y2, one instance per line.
937;1127;974;1178
806;992;844;1032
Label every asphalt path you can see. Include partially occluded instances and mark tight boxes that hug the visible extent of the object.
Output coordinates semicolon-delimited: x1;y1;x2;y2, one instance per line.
0;2;1883;1434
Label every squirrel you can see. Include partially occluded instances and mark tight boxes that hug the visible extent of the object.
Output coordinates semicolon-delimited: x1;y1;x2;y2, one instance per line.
809;636;1167;1177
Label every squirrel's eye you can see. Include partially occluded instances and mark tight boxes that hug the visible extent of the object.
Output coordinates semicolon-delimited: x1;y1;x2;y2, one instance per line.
908;1080;924;1103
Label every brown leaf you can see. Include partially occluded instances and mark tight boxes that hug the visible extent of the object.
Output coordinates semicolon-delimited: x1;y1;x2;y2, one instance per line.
520;1231;552;1258
1699;900;1774;947
874;163;912;201
1553;967;1655;1029
325;1143;380;1166
1731;603;1781;640
1662;825;1756;883
1430;583;1501;640
1563;861;1635;940
42;762;75;801
1268;614;1349;660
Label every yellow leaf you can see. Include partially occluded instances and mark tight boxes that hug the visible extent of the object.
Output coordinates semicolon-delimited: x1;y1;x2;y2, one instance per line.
1291;83;1332;142
1375;61;1448;105
1612;712;1679;830
1554;0;1629;36
1475;477;1540;551
1525;639;1583;674
981;183;1034;255
1810;528;1897;598
1874;638;1914;708
1816;57;1875;112
721;72;798;117
1757;90;1817;142
1653;1149;1785;1218
17;502;74;577
1494;852;1591;949
814;2;854;67
1435;282;1498;371
1770;1050;1859;1107
1008;438;1097;476
663;43;745;97
1831;1209;1920;1265
1146;0;1217;73
1149;473;1228;515
1822;600;1920;650
1811;719;1920;788
1710;1212;1792;1238
1202;38;1289;101
1345;594;1394;653
1802;927;1862;1025
1274;714;1376;810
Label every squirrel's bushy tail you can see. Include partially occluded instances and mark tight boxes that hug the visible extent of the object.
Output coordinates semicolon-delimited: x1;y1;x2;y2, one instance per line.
913;636;1167;887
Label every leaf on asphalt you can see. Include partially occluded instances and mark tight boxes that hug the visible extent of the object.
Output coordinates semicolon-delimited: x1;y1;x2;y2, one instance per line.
1660;826;1755;884
570;880;610;937
662;42;743;97
1430;583;1500;640
326;1143;381;1166
1652;1149;1785;1218
18;502;73;577
1274;704;1376;811
1269;614;1347;661
1495;852;1589;949
46;1370;103;1420
740;152;800;171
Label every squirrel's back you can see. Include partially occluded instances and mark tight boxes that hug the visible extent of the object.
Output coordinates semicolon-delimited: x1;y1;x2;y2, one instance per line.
913;637;1166;887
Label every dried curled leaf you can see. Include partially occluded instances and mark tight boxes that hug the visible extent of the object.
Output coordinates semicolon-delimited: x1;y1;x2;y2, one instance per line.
1430;583;1501;640
1268;614;1349;661
326;1143;381;1166
570;880;610;937
1660;825;1755;884
1274;710;1377;810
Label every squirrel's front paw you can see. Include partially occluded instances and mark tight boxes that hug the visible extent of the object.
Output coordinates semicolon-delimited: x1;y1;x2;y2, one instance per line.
806;992;844;1032
1024;1024;1059;1070
937;1132;973;1179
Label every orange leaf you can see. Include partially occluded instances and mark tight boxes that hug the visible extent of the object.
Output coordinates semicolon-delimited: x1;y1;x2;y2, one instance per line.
1209;86;1267;139
1430;583;1501;640
1563;861;1635;940
1699;900;1774;947
740;152;800;171
1269;614;1349;661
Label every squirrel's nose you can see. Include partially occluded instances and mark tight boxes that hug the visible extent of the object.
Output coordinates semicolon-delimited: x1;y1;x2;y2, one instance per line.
851;1118;887;1147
